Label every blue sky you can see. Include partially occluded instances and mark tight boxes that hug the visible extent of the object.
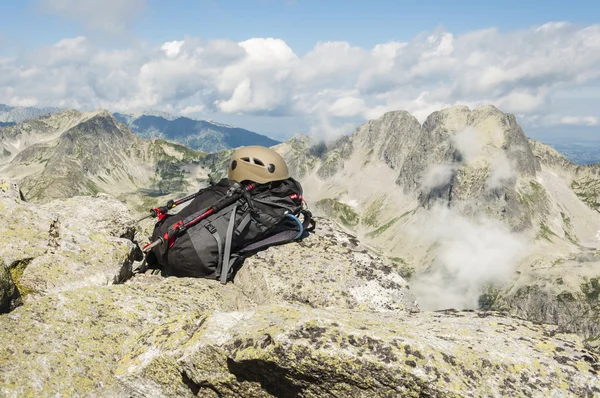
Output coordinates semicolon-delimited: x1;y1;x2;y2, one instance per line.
0;0;599;141
2;0;599;54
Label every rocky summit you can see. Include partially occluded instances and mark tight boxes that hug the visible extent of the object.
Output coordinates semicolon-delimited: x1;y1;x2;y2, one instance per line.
1;178;599;397
1;103;600;397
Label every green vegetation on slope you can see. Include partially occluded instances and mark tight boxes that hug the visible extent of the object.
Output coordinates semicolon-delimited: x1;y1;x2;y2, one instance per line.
316;198;360;227
536;222;558;242
8;259;35;296
361;195;386;227
517;180;545;209
560;211;579;244
572;177;600;212
366;217;401;238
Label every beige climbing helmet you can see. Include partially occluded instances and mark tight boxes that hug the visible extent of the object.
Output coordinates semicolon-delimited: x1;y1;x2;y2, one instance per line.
228;145;289;184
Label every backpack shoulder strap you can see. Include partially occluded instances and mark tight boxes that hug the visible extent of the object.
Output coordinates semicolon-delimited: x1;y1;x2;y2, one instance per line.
220;204;239;284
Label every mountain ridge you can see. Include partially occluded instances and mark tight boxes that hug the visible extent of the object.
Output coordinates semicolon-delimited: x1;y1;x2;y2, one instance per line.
113;112;280;153
0;109;212;205
0;104;280;154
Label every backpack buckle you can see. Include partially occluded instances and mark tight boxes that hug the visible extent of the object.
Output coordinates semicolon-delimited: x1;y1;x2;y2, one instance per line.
206;223;217;234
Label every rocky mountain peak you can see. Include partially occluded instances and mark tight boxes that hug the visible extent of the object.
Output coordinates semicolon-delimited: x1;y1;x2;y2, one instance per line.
61;108;134;143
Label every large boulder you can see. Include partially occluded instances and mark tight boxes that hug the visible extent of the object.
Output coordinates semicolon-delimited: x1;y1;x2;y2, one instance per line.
0;276;598;397
116;306;600;398
491;258;600;348
0;179;138;301
231;218;418;313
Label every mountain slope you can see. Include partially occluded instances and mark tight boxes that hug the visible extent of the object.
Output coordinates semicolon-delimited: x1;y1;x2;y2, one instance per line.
0;110;212;205
114;113;280;152
275;105;600;344
3;104;598;347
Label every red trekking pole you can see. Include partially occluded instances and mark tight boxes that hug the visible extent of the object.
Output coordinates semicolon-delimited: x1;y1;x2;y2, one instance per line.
135;190;208;223
141;183;257;253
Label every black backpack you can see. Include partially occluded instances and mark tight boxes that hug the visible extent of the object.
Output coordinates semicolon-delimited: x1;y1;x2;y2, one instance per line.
143;177;314;283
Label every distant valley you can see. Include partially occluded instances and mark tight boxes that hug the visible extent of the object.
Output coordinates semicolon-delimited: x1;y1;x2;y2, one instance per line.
546;140;600;164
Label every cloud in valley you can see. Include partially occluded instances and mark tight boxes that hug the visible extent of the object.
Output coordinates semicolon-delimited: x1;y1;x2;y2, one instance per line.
486;153;517;189
452;127;483;164
421;164;456;192
410;206;528;310
1;22;600;137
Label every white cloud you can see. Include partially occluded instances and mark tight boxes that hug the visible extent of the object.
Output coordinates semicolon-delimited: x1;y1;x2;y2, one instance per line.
410;206;528;310
421;164;456;191
180;105;205;115
161;41;184;58
39;0;146;35
558;115;599;126
452;127;483;164
2;22;600;138
329;96;365;117
531;114;600;127
486;153;517;189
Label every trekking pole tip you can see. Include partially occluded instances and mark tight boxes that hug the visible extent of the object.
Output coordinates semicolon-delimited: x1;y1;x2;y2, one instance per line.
142;238;163;253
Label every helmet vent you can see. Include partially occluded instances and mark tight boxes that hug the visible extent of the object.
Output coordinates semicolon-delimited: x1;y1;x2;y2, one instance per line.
268;164;275;173
241;157;250;162
253;158;265;166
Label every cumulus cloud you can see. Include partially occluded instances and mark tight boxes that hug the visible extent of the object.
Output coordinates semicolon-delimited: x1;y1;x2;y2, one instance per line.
329;96;366;117
1;21;600;137
557;115;599;126
39;0;146;35
161;41;184;58
410;206;528;310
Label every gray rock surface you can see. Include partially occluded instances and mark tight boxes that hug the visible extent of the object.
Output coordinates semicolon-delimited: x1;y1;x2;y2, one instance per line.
233;217;419;312
0;179;138;300
0;276;598;397
2;104;600;396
